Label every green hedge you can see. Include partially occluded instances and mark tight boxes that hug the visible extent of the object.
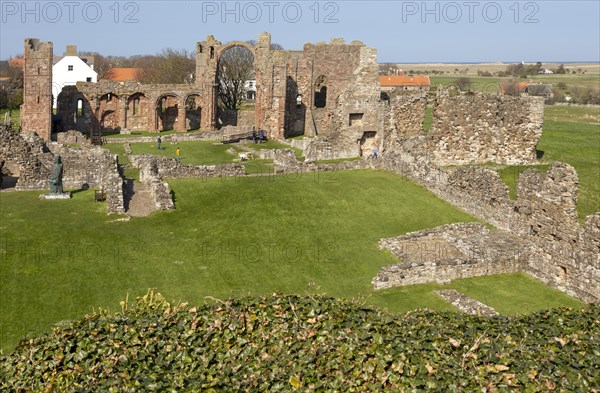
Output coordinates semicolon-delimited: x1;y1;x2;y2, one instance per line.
1;290;598;391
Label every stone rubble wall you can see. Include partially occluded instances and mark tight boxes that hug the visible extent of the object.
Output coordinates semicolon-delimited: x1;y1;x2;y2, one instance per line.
129;155;245;179
56;130;92;146
434;290;498;316
271;149;375;174
376;147;599;302
373;223;531;289
47;143;125;214
139;161;175;211
102;131;225;144
384;92;428;152
1;125;125;213
428;91;544;165
0;126;52;189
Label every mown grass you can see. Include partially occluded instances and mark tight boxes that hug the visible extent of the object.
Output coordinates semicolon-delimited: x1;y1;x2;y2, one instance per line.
0;109;20;129
430;74;600;92
1;170;581;352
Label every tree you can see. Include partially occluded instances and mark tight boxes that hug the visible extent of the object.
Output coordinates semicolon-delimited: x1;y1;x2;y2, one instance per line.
140;49;196;84
217;45;254;110
455;77;472;91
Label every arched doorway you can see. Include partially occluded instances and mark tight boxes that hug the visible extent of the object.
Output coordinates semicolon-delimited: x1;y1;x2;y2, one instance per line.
185;94;201;130
126;93;149;131
156;94;179;131
216;43;256;128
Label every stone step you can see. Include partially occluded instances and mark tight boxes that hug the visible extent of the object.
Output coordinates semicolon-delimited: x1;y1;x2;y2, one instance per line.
435;289;498;317
125;180;155;217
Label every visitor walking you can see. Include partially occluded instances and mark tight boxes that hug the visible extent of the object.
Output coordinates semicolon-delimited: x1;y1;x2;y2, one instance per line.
371;146;379;159
157;136;162;150
176;146;181;162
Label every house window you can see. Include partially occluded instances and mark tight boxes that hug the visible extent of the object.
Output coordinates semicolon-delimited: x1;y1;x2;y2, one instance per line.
68;65;73;71
86;77;92;82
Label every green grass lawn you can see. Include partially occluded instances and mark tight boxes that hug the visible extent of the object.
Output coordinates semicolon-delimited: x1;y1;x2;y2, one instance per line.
0;109;20;129
0;170;582;352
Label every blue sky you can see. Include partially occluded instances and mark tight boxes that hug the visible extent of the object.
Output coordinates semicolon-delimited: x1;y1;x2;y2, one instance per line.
1;1;599;62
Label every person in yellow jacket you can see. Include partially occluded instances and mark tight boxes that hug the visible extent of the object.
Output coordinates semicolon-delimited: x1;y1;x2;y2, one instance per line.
176;146;181;162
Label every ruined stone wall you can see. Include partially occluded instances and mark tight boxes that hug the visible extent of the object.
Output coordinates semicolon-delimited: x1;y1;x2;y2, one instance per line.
129;155;245;179
58;81;204;134
373;223;530;289
20;39;53;141
139;161;175;211
377;149;599;302
428;91;544;165
0;126;51;189
47;144;125;214
383;92;427;153
1;125;125;213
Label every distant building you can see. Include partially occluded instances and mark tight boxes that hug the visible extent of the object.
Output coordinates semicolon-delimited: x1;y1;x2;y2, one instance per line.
244;80;256;100
525;84;554;98
500;81;553;98
103;68;143;82
52;45;97;108
538;68;554;75
380;75;430;91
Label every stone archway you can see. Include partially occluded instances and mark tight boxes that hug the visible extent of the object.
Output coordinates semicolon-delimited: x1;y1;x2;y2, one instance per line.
185;94;201;130
215;43;256;129
126;92;149;131
156;94;180;131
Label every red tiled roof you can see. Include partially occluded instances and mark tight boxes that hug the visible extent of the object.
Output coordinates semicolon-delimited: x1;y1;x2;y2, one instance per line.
500;81;530;94
380;75;430;87
104;68;143;81
9;58;24;68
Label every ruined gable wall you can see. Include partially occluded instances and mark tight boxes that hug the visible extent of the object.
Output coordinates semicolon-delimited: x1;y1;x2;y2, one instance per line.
428;92;544;165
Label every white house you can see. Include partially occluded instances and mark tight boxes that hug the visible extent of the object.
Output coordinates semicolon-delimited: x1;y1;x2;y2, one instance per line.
52;45;97;108
244;80;256;100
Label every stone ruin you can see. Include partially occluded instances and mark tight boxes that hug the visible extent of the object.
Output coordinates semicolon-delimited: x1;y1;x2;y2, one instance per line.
6;34;598;304
0;125;125;213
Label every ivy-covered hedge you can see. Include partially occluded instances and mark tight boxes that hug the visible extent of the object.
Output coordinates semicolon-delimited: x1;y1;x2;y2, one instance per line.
1;290;599;392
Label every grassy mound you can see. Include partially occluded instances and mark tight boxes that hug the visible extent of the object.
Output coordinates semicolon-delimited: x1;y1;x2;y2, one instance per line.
1;290;598;392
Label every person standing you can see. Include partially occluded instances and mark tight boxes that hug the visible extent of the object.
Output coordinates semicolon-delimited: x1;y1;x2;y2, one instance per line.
157;136;162;150
176;146;181;162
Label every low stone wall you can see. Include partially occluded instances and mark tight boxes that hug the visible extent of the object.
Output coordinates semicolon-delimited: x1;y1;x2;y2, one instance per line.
129;155;245;179
103;131;224;144
56;130;92;146
373;223;530;289
271;149;374;174
139;161;175;211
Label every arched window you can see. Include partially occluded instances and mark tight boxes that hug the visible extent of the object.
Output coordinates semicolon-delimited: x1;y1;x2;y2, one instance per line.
76;99;83;117
314;75;327;108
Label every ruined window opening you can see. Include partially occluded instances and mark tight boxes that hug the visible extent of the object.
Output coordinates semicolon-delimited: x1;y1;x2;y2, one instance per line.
37;67;40;75
210;47;215;59
198;44;203;53
314;75;327;108
133;98;139;115
76;99;83;117
68;65;73;71
349;113;364;126
296;95;303;108
37;96;39;104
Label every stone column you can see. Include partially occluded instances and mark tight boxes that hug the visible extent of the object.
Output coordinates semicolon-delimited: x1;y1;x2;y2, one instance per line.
176;96;187;132
119;96;128;131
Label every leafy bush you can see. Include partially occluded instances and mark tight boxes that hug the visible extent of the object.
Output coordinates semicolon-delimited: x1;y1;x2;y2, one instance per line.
1;290;599;392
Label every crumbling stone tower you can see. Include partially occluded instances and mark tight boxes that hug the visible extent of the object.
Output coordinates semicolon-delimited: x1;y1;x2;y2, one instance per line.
21;38;53;141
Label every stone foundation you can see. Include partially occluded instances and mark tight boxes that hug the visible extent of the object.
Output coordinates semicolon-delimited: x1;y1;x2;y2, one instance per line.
129;155;245;179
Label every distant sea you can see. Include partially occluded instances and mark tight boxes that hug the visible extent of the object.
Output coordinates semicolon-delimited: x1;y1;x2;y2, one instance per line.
392;61;599;64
